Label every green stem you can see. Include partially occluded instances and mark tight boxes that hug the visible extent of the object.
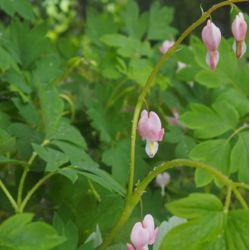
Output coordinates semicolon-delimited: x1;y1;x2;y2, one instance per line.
0;180;18;211
19;172;55;213
127;0;248;196
232;188;248;209
224;186;232;213
99;159;238;249
17;139;49;210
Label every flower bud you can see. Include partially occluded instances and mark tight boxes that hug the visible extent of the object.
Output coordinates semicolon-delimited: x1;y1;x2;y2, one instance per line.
156;172;171;196
202;20;221;70
231;12;247;58
160;40;174;54
138;110;164;158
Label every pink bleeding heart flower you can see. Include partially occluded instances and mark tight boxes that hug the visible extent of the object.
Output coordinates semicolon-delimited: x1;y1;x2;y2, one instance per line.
127;214;158;250
138;110;164;158
202;20;221;70
156;172;171;196
231;12;247;58
160;40;174;54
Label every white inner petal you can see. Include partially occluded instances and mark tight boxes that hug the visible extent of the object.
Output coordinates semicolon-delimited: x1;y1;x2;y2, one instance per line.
145;140;159;158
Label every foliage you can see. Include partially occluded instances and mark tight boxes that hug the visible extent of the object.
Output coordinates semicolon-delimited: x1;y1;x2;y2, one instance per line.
0;0;248;250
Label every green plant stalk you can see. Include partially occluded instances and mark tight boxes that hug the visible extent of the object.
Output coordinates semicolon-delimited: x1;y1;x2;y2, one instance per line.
232;188;248;209
100;159;248;249
127;0;248;196
19;172;56;212
224;186;232;213
0;180;18;211
17;139;49;211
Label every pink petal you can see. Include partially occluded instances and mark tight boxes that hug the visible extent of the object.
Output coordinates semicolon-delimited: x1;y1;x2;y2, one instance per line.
148;228;159;245
130;222;150;248
127;243;135;250
202;20;221;51
143;214;155;237
138;110;149;140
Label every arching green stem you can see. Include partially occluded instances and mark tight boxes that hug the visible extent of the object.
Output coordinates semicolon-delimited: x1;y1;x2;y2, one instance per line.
100;159;248;249
127;0;248;196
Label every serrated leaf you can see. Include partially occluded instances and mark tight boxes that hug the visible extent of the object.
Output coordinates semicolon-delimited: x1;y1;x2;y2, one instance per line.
51;119;87;149
53;213;78;250
32;144;69;172
101;34;152;58
0;47;18;72
166;193;223;219
147;3;177;40
38;86;64;138
122;0;148;39
0;0;34;20
4;22;49;69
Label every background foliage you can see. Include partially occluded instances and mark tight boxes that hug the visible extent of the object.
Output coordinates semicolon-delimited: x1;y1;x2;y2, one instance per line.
0;0;248;249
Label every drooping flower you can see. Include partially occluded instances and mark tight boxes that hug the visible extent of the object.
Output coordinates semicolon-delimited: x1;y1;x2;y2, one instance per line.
127;214;158;250
138;110;164;158
156;172;171;196
231;12;247;58
160;40;175;54
201;20;221;70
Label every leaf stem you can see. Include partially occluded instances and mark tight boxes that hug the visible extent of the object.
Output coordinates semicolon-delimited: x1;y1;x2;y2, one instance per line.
232;188;248;209
127;0;248;196
17;139;49;210
224;186;232;213
19;172;55;212
0;180;18;211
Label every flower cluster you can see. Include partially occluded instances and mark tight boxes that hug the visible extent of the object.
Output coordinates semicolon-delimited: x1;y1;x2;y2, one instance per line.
202;13;247;70
127;214;158;250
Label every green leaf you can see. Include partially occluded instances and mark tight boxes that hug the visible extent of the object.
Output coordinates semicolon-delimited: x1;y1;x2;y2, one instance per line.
32;144;69;172
159;213;224;250
190;139;231;187
230;131;248;182
0;213;65;250
181;101;239;139
102;138;148;186
153;217;187;250
51;140;125;195
122;0;148;39
147;2;177;40
53;213;78;250
127;58;153;85
175;136;196;158
166;193;223;219
38;86;64;138
86;9;118;44
0;0;34;20
216;88;248;118
101;34;152;58
0;128;16;154
195;70;231;88
51;119;87;149
4;22;49;68
0;47;18;72
12;98;39;127
225;209;248;250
